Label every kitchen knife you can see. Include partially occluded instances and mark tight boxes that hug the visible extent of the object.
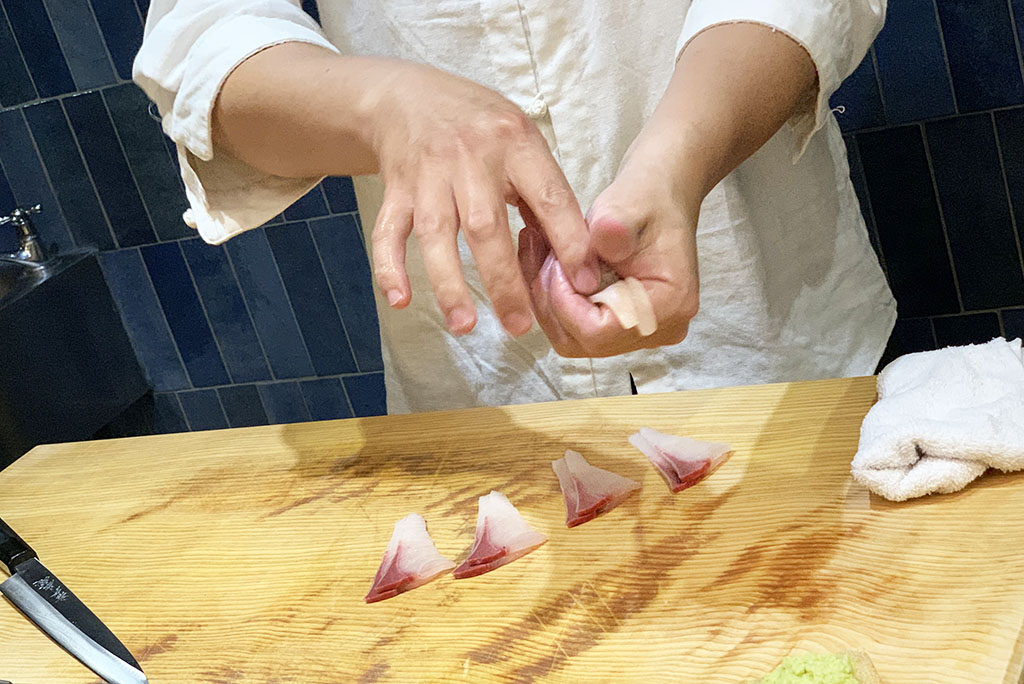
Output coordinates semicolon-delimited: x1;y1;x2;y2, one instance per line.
0;516;148;684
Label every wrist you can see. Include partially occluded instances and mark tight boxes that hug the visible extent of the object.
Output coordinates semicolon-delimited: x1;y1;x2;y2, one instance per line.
621;119;709;220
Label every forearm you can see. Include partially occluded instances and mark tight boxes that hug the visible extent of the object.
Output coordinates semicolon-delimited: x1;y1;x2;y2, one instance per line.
640;22;818;208
212;42;384;178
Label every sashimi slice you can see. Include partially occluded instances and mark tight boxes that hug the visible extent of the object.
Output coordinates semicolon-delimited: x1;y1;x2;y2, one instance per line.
453;491;547;579
552;450;642;527
589;279;639;331
629;427;732;493
364;513;455;603
625;277;657;336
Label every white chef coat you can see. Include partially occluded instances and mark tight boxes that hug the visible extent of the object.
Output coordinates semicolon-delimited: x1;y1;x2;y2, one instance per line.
134;0;897;414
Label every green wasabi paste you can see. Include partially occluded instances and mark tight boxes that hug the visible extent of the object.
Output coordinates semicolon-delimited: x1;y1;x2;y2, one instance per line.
757;652;860;684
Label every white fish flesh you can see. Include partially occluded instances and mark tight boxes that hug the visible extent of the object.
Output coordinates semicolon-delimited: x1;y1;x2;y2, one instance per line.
364;513;455;603
552;449;641;527
453;491;547;579
629;427;732;493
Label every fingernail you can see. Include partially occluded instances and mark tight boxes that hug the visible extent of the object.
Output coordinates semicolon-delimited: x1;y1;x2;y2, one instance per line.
386;289;403;307
505;311;533;336
447;308;475;334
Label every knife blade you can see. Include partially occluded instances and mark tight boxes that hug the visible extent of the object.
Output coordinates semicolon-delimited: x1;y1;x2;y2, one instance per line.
0;516;148;684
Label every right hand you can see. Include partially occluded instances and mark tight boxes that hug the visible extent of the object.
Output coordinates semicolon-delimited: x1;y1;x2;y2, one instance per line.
365;61;598;336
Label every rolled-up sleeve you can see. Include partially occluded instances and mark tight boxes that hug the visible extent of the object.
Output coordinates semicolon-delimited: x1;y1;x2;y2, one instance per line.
133;0;339;244
678;0;886;159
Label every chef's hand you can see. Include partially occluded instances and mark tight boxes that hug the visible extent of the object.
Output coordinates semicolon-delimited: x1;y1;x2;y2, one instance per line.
518;132;701;358
521;22;817;358
215;47;598;338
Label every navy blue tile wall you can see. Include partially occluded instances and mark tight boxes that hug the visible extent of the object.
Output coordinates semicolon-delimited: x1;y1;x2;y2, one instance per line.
0;0;384;443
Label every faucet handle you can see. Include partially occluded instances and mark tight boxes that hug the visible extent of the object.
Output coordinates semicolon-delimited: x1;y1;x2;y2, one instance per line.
0;205;42;237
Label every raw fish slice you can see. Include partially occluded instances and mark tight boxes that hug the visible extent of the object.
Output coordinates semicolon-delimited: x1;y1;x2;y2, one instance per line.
453;491;547;579
365;513;454;603
589;279;639;331
629;427;732;493
552;450;642;527
625;277;657;336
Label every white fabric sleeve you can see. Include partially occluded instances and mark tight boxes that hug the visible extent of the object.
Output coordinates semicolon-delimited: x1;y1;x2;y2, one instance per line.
678;0;886;160
133;0;340;244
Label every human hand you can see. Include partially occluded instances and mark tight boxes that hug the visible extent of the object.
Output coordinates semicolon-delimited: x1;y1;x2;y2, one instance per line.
519;130;701;358
366;61;598;337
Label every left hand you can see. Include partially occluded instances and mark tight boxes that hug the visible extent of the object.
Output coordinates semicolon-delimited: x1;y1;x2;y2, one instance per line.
519;130;702;358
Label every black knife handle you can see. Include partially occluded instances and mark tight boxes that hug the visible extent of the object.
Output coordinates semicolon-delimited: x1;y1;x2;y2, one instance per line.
0;516;37;573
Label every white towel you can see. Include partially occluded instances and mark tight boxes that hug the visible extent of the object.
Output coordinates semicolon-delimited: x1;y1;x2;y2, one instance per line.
851;337;1024;501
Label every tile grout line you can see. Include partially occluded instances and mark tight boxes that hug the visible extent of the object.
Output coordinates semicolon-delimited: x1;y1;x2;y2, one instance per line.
38;0;90;94
54;97;121;248
926;317;939;349
134;245;195;392
83;0;122;83
989;111;1024;284
162;370;382;395
0;81;126;115
15;108;81;250
1007;0;1024;95
930;0;960;114
220;241;279;382
170;392;189;432
223;229;318;378
176;239;242;385
307;214;364;373
338;375;359;419
99;87;162;242
919;122;966;313
998;310;1007;338
868;46;891;126
848;135;888;277
0;2;40;105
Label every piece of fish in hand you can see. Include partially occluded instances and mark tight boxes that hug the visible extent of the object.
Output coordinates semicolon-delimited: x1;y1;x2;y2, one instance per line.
552;449;641;527
453;491;547;579
365;513;455;603
629;427;732;493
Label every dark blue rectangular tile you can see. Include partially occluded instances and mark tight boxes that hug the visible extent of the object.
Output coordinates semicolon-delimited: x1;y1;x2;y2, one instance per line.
343;373;386;417
0;8;37;106
873;0;956;123
857;125;960;317
300;378;352;421
40;0;116;90
830;52;886;132
103;84;191;241
283;185;329;221
153;392;189;433
64;91;156;247
223;228;315;379
937;0;1024;112
932;312;1002;347
141;242;230;387
843;136;883;268
134;0;150;18
926;114;1024;309
180;238;271;383
90;0;144;80
4;0;75;97
265;222;357;375
1004;307;1024;338
177;389;228;431
994;107;1024;251
877;317;937;369
257;381;310;424
22;100;113;250
217;385;268;428
0;109;74;254
309;215;383;372
98;249;189;391
322;177;358;214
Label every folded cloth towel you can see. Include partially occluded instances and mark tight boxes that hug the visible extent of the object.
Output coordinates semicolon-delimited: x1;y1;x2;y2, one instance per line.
851;337;1024;501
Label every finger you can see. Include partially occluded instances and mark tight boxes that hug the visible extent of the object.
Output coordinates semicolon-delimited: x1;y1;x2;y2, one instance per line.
507;142;599;294
371;189;414;309
530;253;584;356
454;166;533;336
413;178;477;335
588;204;639;265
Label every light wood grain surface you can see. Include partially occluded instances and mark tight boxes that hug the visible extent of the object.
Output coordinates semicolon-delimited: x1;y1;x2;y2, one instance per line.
1;377;1023;684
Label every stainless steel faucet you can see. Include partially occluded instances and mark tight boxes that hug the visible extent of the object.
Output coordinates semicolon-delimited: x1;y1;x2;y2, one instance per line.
0;205;46;269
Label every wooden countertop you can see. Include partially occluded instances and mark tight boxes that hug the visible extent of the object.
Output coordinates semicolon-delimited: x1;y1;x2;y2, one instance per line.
1;376;1023;683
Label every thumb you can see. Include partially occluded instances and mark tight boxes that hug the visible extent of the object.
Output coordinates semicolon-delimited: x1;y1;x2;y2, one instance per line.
587;194;641;265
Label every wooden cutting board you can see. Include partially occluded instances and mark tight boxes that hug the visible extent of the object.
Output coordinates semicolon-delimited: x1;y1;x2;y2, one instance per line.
2;377;1023;684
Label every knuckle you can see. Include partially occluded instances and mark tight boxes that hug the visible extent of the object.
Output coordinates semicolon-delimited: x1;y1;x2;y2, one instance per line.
485;109;533;139
533;181;574;215
462;209;502;240
415;217;449;241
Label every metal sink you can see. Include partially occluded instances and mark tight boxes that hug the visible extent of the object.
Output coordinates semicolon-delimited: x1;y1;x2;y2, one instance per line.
0;254;84;308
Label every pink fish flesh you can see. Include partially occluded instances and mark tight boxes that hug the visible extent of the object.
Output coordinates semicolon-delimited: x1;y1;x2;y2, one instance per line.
628;427;732;493
552;449;641;527
364;513;455;603
453;491;547;579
